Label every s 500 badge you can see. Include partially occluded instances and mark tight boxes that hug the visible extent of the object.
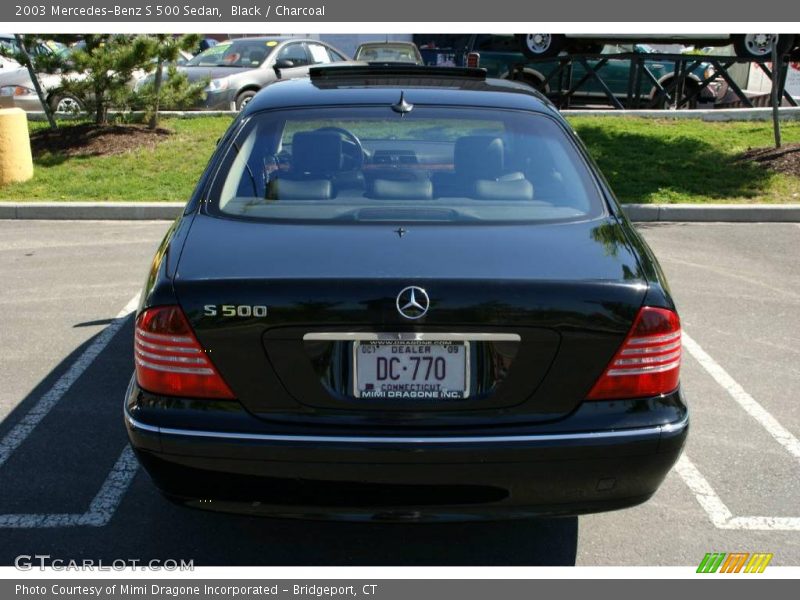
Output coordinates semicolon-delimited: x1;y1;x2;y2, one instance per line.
204;304;268;317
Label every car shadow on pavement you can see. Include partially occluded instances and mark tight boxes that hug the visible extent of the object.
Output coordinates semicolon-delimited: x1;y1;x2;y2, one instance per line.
0;317;578;566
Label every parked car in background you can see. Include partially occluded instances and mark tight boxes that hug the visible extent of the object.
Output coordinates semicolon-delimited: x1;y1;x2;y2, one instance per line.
0;38;85;113
422;34;719;108
354;41;424;65
0;55;17;70
167;37;349;111
0;42;193;114
516;33;798;59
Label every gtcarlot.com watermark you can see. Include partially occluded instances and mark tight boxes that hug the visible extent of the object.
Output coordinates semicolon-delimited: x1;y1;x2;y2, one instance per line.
14;554;194;571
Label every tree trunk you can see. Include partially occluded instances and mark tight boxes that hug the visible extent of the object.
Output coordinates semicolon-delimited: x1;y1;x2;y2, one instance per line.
95;79;107;125
148;55;164;130
96;96;107;126
14;35;57;130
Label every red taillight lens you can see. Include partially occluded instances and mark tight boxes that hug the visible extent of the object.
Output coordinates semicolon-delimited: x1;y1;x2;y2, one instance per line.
134;305;235;399
466;52;480;68
586;306;681;400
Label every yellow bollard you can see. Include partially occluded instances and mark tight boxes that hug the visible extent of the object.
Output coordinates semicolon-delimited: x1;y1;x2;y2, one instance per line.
0;108;34;185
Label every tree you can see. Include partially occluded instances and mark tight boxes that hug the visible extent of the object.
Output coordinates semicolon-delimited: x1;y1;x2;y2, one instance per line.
51;34;153;125
136;34;206;129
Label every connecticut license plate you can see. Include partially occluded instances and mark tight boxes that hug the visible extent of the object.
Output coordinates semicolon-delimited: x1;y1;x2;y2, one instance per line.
354;340;469;400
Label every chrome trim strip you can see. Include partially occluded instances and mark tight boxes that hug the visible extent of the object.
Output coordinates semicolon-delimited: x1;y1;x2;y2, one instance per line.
125;412;688;445
614;349;682;366
135;337;201;354
134;356;214;375
135;347;207;365
303;332;521;342
136;330;194;344
621;339;681;356
607;360;680;376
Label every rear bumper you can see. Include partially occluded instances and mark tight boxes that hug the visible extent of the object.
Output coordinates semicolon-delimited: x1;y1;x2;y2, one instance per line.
125;380;688;521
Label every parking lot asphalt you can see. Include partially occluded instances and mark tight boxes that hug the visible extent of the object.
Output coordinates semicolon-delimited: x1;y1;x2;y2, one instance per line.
0;220;798;566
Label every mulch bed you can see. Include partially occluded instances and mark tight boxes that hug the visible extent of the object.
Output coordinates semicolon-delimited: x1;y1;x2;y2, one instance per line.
30;124;171;158
738;142;800;178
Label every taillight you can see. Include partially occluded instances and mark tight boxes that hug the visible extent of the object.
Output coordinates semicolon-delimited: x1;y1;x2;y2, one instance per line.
466;52;480;68
134;305;235;399
586;306;681;400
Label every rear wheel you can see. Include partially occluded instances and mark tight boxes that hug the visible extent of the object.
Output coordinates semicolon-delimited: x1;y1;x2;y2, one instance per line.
733;34;795;58
235;90;257;111
517;34;565;59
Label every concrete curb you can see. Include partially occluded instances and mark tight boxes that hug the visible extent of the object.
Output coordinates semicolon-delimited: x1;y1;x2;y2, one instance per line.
1;202;800;222
0;202;185;220
623;203;800;222
561;106;800;121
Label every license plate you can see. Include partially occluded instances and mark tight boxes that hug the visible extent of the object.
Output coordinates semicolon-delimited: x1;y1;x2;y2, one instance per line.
354;340;469;400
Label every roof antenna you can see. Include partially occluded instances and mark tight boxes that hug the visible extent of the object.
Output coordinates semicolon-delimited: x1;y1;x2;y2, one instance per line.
391;91;414;115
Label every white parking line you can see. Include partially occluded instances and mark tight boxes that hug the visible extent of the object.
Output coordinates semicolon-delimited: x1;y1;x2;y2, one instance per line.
675;455;800;531
676;332;800;531
0;446;138;528
0;293;140;469
682;332;800;462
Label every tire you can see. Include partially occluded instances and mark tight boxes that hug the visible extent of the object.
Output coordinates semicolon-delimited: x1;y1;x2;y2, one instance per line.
732;34;795;58
517;34;565;59
48;93;84;115
651;80;699;110
234;90;257;111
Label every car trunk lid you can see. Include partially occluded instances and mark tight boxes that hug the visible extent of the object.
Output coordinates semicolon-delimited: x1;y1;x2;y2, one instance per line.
173;214;647;426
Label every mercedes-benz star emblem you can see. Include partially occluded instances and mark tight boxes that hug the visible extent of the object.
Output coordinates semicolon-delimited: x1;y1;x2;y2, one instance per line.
396;286;430;320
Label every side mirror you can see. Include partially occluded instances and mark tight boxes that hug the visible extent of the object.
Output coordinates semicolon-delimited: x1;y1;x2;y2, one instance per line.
273;58;294;77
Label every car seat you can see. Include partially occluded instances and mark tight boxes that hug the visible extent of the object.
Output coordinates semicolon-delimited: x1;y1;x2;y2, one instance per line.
434;135;534;200
267;131;343;200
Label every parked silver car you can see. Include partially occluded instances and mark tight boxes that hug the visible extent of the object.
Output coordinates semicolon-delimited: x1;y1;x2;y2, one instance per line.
165;37;350;111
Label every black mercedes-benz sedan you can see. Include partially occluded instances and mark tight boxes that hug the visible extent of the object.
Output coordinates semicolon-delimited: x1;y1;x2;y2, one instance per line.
125;65;688;521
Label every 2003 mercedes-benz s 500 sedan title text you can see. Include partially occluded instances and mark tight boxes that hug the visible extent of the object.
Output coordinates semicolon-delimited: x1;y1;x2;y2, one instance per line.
125;65;688;521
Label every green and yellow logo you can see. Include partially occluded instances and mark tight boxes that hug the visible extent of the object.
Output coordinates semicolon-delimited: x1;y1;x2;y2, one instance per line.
697;552;773;573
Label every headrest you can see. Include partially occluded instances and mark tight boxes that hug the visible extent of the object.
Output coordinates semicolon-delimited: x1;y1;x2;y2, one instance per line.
454;136;504;180
291;131;344;174
473;178;534;201
267;178;333;200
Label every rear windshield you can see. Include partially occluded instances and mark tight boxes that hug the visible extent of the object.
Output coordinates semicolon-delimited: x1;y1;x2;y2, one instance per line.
355;44;420;63
208;106;605;223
